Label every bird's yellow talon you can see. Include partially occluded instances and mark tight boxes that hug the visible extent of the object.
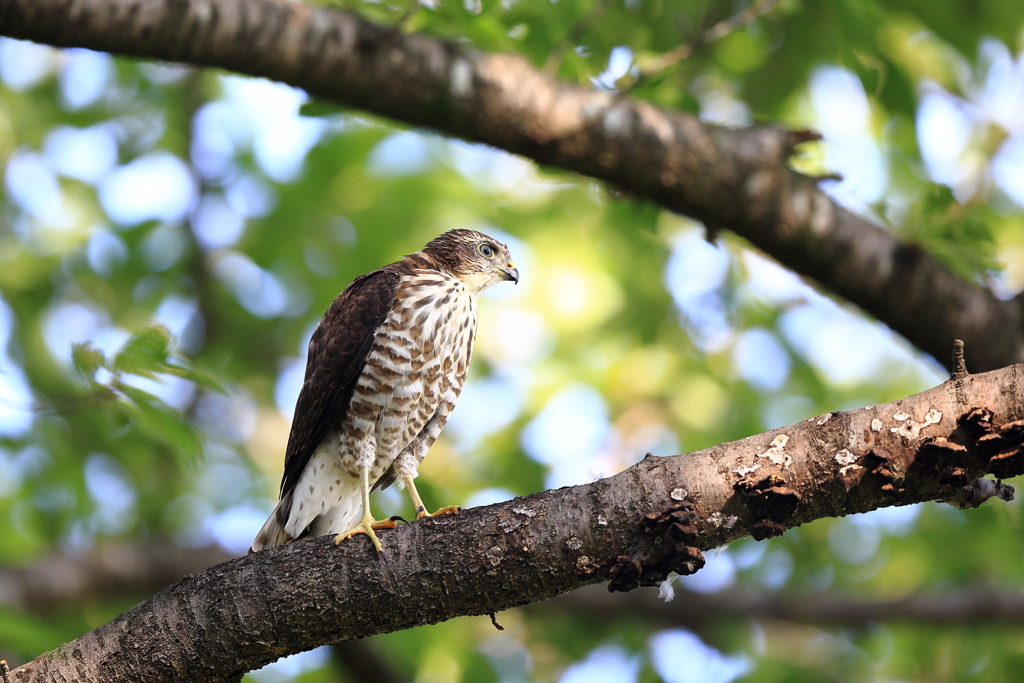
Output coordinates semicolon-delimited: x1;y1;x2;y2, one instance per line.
416;505;461;520
333;516;398;552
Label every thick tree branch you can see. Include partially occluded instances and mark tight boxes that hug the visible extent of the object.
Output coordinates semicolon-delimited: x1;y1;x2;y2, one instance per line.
2;0;1022;371
0;544;403;683
7;364;1024;682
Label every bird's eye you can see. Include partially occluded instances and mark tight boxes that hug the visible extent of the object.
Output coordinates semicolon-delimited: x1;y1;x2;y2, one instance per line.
478;243;495;258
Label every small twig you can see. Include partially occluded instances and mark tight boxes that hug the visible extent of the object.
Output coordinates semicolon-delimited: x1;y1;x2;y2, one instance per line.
789;129;823;145
629;0;780;88
488;612;504;631
394;0;420;30
787;128;824;159
697;0;781;45
542;0;615;74
704;224;724;244
2;659;11;683
952;339;968;380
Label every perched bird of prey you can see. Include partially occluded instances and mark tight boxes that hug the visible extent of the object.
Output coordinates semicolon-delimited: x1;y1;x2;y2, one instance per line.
250;230;518;555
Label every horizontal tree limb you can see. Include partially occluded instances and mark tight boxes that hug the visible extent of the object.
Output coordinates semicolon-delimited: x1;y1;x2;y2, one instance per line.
2;0;1023;371
8;362;1024;682
0;544;229;615
548;581;1024;629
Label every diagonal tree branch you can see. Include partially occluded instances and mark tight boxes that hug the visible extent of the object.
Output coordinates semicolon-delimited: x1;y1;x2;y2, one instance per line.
7;363;1024;682
2;0;1022;371
0;544;404;683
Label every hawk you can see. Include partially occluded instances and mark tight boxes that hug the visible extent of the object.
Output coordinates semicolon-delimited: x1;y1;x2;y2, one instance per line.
250;229;518;555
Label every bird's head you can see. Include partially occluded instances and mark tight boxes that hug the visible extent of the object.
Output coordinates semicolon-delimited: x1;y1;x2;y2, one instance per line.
422;229;519;294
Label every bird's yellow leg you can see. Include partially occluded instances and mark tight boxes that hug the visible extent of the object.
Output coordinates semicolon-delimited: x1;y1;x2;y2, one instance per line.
402;474;461;520
334;465;398;553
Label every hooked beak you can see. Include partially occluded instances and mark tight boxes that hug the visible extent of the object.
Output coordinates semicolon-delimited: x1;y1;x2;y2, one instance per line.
502;262;520;284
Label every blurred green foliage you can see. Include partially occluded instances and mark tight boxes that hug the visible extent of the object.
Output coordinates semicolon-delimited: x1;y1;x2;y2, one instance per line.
1;0;1024;681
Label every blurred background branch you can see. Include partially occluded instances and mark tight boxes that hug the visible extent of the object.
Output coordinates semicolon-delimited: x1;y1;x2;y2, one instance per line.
547;581;1024;627
7;541;1024;628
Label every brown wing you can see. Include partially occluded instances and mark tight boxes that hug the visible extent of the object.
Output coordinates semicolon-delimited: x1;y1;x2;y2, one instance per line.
278;267;401;498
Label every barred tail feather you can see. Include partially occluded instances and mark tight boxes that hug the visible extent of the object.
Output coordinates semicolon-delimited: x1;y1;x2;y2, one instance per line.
248;469;365;554
248;491;296;554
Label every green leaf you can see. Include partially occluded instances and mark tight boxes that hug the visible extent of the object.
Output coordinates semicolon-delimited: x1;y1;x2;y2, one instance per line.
299;98;350;118
113;326;172;379
71;342;106;379
158;363;227;393
117;383;203;468
900;186;998;280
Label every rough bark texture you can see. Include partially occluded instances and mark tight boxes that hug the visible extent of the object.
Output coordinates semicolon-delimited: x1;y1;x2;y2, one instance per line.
2;0;1023;372
0;545;404;683
8;363;1024;682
